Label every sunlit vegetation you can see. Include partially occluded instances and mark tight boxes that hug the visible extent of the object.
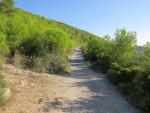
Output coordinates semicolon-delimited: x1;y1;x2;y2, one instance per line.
0;0;93;73
0;0;15;13
82;29;150;111
0;0;150;111
0;32;10;104
0;0;94;103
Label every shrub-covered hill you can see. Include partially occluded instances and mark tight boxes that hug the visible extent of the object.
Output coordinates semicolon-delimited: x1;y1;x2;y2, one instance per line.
0;0;96;105
0;8;95;73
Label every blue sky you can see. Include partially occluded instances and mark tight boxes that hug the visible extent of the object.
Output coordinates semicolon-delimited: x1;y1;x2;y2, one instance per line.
15;0;150;45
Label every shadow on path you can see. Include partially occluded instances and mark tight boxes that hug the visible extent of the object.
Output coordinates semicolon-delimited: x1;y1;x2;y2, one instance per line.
45;48;140;113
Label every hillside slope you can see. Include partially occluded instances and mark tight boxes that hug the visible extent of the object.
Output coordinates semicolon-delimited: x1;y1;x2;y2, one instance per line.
0;8;95;73
0;6;97;107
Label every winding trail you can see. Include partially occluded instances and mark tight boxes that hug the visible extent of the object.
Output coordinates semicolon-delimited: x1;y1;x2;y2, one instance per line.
0;48;140;113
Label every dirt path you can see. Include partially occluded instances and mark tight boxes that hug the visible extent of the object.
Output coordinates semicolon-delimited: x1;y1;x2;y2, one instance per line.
68;48;140;113
0;49;140;113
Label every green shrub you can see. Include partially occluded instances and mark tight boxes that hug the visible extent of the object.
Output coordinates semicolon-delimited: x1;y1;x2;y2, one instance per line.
0;0;15;13
130;73;150;111
107;64;144;84
47;53;69;73
82;27;150;112
0;32;9;55
107;69;121;84
107;64;150;111
12;52;69;73
19;28;73;56
0;74;7;103
0;32;9;96
19;32;48;56
0;87;4;102
139;42;150;71
13;52;26;68
0;79;6;88
0;6;92;73
16;28;74;73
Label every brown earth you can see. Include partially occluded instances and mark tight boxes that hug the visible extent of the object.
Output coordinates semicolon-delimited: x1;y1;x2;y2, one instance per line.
0;49;140;113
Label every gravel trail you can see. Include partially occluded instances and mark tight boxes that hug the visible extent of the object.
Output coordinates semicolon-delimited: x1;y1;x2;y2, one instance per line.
67;48;140;113
0;48;140;113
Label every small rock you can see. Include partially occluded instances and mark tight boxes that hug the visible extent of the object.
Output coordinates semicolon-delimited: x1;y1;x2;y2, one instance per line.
38;98;43;104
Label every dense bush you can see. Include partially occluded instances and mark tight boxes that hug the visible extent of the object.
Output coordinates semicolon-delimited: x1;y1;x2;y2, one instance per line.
0;0;94;104
0;30;10;104
0;0;93;73
0;0;15;13
83;28;150;112
1;0;150;111
16;28;74;72
0;32;9;56
138;42;150;71
82;35;114;71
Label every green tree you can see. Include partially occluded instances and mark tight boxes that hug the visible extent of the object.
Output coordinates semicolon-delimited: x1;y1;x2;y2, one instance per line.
139;42;150;70
113;29;137;66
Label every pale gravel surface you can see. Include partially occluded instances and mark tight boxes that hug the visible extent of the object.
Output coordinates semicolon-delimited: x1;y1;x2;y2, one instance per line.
67;48;140;113
0;48;140;113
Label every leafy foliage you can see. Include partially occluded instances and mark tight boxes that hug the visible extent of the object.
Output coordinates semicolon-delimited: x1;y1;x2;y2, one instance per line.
138;42;150;70
0;32;9;55
83;28;150;112
0;3;93;73
1;1;150;111
0;0;15;13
